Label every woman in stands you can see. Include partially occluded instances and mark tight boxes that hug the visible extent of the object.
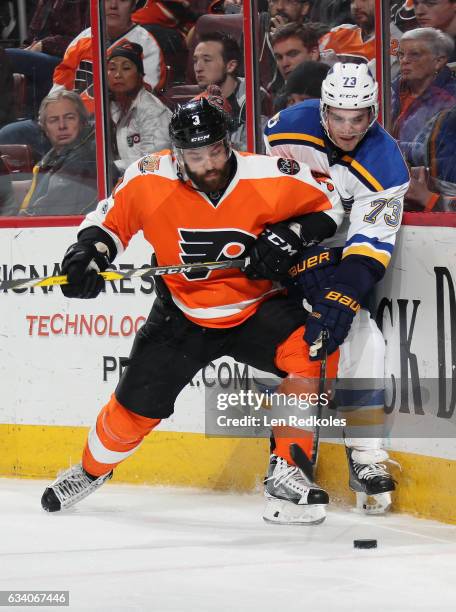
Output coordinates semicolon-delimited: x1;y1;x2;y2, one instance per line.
391;27;456;159
107;41;172;172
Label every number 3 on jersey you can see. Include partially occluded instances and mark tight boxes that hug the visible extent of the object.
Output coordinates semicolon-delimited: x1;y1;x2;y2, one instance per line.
363;197;401;227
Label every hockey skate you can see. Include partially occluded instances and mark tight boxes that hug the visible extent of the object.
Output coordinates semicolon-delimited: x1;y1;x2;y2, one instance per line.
263;455;329;525
346;448;398;515
41;464;112;512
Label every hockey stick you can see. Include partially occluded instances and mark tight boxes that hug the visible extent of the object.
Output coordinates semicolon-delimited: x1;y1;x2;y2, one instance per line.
0;258;249;292
290;328;329;482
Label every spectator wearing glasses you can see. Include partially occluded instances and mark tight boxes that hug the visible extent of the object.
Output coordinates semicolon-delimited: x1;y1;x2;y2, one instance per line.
391;27;456;158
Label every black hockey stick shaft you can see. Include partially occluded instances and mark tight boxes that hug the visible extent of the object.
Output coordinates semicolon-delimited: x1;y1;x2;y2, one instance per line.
290;328;329;481
0;258;249;292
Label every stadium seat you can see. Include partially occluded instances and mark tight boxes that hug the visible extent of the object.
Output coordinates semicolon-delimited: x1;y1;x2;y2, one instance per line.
143;24;188;85
12;73;27;120
164;84;201;110
0;144;35;174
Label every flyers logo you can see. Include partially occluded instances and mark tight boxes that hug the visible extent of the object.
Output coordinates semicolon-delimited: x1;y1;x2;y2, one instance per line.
178;228;256;280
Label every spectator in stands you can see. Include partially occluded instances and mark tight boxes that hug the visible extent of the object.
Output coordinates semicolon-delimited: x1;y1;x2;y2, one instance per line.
405;106;456;211
193;31;269;150
53;0;165;113
17;90;101;216
0;48;14;128
107;41;172;172
391;27;456;158
283;59;330;106
270;22;326;109
309;0;353;28
5;0;90;118
258;0;314;91
268;0;313;35
414;0;456;60
0;0;166;161
319;0;401;63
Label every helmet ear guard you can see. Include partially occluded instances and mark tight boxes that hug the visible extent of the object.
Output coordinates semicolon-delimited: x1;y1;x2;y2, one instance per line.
320;62;379;143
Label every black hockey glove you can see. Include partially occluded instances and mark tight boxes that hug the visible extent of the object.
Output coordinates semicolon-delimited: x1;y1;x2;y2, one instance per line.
61;242;110;299
303;283;360;359
244;222;304;281
287;246;342;305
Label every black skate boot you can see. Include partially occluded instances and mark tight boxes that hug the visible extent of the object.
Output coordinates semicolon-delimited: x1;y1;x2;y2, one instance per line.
41;464;112;512
263;454;329;525
346;447;397;514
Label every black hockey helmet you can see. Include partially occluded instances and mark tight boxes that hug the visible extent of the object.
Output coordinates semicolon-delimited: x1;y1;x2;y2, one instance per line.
169;97;230;150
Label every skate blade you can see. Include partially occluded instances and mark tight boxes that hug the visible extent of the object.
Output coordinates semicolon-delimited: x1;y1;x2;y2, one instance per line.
355;492;392;515
263;498;327;525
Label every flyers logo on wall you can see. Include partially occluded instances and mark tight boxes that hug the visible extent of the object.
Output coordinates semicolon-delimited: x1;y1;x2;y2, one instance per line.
178;228;256;280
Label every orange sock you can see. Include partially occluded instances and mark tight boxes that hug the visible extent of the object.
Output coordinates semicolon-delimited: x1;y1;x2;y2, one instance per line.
272;426;313;465
82;394;161;477
273;325;339;464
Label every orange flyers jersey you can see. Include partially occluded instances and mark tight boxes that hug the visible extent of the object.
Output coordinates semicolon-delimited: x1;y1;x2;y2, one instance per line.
52;25;165;113
319;24;375;62
133;1;183;28
80;151;343;328
319;24;401;63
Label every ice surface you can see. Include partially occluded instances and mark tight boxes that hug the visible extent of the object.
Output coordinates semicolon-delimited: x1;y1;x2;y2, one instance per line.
1;478;456;611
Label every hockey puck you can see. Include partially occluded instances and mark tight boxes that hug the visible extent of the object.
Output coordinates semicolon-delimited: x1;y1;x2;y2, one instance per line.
354;539;377;549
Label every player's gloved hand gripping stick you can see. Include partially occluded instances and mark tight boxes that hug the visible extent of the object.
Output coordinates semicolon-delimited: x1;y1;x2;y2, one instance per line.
0;257;250;292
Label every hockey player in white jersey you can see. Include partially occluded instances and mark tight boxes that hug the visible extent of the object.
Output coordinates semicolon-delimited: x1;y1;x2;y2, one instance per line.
263;62;410;515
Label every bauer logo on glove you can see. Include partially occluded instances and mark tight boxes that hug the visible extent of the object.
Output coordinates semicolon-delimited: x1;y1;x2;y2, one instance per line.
325;290;361;313
288;249;334;278
304;282;360;358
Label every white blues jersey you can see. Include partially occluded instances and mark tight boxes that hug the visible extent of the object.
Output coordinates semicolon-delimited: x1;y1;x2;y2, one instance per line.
264;99;410;282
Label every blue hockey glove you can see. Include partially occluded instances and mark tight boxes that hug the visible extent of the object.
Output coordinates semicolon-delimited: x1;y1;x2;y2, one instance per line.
61;242;110;299
303;283;361;359
287;246;342;305
244;222;303;281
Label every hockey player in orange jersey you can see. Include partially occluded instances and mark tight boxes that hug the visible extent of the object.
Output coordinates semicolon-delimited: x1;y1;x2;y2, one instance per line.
40;96;344;525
